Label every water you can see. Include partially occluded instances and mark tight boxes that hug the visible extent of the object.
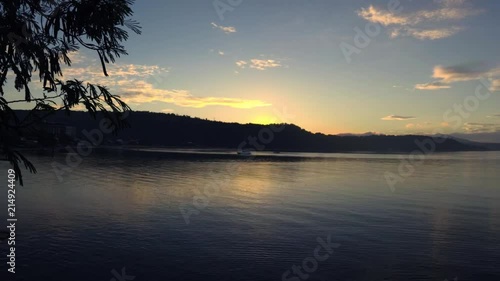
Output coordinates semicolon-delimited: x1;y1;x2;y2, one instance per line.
1;150;499;281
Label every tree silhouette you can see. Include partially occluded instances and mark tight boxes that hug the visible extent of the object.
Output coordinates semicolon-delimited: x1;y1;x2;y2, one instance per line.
0;0;141;184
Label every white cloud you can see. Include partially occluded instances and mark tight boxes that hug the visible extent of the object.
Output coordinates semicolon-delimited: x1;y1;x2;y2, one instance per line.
62;63;167;82
249;59;281;70
235;61;247;68
397;27;462;40
210;22;236;34
358;6;411;26
358;0;481;40
236;59;281;71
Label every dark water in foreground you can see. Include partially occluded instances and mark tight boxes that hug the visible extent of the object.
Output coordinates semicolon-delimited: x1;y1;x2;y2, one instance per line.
1;150;499;281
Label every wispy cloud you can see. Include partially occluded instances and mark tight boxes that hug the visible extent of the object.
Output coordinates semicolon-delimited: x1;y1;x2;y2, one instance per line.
438;0;467;7
489;79;500;91
236;59;281;71
249;59;281;70
405;122;432;129
67;51;86;64
415;63;500;91
382;115;416;121
60;59;270;109
414;81;451;90
433;63;500;82
120;80;271;108
358;0;481;40
235;61;247;68
209;49;226;56
392;26;462;40
405;123;417;129
210;22;236;34
358;6;409;26
61;63;168;87
463;122;500;133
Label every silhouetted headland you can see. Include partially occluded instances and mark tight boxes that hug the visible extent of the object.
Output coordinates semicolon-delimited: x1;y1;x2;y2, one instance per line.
13;110;497;153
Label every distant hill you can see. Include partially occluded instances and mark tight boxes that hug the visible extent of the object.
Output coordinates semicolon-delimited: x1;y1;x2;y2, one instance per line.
13;110;494;153
450;132;500;144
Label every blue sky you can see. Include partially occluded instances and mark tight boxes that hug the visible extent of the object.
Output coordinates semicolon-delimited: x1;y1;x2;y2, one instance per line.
8;0;500;141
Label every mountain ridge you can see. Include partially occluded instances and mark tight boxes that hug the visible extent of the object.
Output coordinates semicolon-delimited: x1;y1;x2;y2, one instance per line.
13;110;499;153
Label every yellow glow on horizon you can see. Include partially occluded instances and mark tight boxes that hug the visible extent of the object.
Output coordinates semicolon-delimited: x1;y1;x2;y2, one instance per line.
251;115;278;125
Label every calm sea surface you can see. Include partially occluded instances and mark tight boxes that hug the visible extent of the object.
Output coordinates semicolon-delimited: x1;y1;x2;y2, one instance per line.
1;149;499;281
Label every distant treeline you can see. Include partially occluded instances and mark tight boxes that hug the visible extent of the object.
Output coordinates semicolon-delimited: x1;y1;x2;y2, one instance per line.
14;110;488;153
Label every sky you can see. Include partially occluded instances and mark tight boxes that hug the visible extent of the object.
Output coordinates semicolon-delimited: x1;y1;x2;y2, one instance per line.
7;0;500;141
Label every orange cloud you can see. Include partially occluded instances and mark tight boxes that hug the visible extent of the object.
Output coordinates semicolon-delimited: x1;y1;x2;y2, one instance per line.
59;58;270;109
121;81;271;109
